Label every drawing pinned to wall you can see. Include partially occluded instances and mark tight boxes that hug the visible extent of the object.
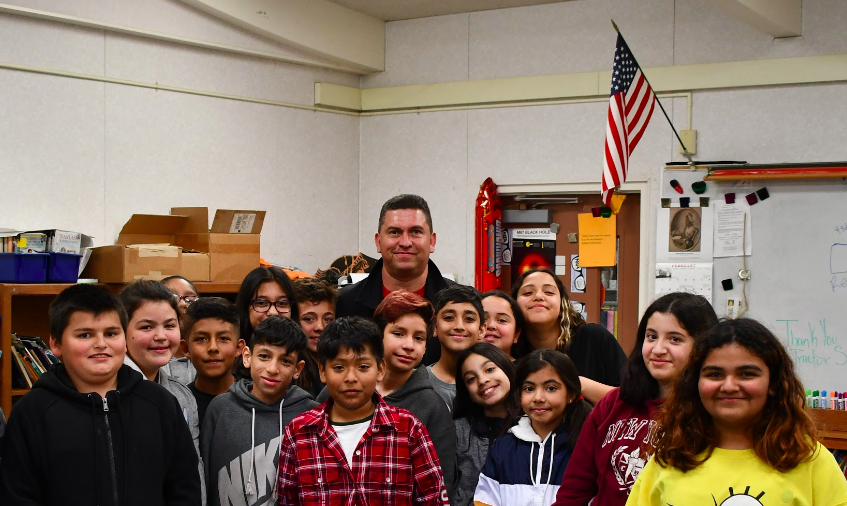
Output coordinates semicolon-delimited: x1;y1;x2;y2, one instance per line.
656;205;714;263
669;208;701;252
655;262;713;303
570;254;586;293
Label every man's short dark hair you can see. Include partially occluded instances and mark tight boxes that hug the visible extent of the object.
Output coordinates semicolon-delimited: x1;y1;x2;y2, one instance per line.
184;297;240;338
251;315;307;359
49;284;128;343
317;316;384;365
432;284;484;320
378;194;433;232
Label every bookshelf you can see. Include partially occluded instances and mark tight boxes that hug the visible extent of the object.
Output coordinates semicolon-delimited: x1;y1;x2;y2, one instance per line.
0;282;241;414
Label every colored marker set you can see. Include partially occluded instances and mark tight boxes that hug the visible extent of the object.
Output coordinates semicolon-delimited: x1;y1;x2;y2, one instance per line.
806;390;847;410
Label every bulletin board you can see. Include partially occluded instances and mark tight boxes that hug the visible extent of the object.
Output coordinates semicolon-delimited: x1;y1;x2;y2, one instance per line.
659;166;847;392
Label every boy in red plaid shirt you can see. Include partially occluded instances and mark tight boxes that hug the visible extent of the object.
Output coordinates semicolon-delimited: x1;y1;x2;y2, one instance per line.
277;316;449;506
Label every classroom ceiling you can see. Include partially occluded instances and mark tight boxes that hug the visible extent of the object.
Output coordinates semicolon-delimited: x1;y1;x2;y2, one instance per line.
325;0;574;21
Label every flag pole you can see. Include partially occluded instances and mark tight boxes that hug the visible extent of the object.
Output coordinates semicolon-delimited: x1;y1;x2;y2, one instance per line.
611;20;695;168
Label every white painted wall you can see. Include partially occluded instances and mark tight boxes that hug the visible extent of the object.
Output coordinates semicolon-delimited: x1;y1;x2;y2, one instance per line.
0;1;360;274
358;0;847;285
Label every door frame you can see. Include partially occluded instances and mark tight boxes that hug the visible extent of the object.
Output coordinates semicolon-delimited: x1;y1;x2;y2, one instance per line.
497;179;654;322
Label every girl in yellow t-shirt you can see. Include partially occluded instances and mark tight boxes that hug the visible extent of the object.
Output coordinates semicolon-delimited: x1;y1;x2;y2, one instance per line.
627;318;847;506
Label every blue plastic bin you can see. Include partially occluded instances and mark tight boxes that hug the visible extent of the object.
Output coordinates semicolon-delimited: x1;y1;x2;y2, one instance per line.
0;253;21;282
18;253;49;282
48;252;82;283
0;253;49;283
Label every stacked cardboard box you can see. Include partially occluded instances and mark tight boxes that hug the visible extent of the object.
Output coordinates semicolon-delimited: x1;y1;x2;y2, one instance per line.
82;208;265;283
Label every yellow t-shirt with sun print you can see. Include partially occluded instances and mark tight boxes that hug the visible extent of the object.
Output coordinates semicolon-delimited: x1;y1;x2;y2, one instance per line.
625;443;847;506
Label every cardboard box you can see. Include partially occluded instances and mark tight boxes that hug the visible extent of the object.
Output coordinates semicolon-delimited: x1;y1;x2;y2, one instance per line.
81;209;262;283
83;244;182;283
82;214;189;283
181;251;211;282
172;207;265;282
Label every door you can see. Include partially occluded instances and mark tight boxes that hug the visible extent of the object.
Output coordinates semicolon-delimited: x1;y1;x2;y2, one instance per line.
501;193;640;354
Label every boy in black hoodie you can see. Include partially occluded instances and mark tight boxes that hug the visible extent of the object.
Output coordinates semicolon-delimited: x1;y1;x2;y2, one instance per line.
0;284;201;506
201;316;318;506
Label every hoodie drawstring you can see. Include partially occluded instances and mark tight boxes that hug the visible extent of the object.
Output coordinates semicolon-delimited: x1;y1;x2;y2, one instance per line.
245;407;257;496
529;433;556;496
529;442;536;486
245;396;286;500
545;433;555;487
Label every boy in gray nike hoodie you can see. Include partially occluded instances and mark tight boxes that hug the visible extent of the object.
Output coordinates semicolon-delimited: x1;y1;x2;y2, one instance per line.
201;316;318;506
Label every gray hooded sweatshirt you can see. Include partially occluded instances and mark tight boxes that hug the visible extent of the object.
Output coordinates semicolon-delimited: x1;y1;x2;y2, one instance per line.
123;355;205;505
316;366;457;502
201;379;318;506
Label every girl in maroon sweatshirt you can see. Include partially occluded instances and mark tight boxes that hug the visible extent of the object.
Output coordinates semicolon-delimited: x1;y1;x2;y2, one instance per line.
552;292;717;506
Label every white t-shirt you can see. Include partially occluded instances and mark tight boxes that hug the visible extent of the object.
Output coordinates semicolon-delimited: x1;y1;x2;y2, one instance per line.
330;416;373;466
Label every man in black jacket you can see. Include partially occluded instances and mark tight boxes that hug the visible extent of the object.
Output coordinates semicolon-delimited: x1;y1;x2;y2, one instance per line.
336;194;454;364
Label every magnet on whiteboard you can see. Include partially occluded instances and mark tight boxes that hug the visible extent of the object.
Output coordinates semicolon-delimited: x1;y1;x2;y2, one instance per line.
738;269;751;280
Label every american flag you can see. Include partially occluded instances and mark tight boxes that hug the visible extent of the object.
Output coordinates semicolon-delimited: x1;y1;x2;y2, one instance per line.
602;33;656;205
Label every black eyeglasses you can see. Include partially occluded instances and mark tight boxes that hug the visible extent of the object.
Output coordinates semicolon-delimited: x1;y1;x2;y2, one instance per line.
251;299;291;314
172;294;199;305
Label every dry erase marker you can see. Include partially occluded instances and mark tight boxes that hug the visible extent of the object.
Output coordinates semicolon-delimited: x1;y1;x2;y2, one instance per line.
805;389;812;407
813;390;820;408
821;391;827;409
831;391;837;410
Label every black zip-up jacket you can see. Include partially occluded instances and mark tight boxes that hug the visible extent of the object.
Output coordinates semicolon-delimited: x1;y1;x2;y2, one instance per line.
0;364;201;506
336;258;456;364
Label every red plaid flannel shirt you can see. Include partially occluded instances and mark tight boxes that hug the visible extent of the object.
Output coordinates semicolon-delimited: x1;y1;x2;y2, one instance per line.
277;394;449;506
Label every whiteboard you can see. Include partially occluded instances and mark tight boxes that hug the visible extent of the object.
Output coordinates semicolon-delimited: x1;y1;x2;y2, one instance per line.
661;170;847;393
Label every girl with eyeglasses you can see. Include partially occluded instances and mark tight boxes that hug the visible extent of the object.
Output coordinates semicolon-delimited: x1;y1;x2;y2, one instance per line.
233;267;299;379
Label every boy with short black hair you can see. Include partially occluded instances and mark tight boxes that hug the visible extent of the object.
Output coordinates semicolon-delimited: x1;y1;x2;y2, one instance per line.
181;297;244;427
292;277;338;398
278;316;448;506
427;285;485;410
201;316;318;506
0;284;201;505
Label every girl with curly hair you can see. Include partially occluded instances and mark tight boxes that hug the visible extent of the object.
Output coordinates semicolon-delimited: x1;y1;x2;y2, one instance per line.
511;268;626;403
627;318;847;506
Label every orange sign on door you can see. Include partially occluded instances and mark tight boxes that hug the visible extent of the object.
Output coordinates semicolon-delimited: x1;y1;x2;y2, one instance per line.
577;214;616;267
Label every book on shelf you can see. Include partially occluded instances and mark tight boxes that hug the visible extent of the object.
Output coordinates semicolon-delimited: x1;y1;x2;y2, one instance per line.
11;334;56;388
19;335;57;369
11;348;33;388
